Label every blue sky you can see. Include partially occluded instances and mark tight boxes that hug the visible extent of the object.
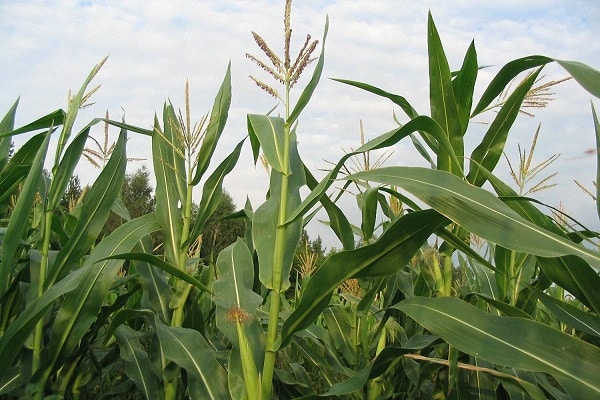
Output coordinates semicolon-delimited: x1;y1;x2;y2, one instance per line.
1;0;599;247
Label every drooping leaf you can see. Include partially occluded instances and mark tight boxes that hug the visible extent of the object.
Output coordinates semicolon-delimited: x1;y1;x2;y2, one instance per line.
529;286;600;338
474;164;600;312
0;214;159;371
555;59;600;99
468;68;542;186
155;321;230;399
281;209;448;347
192;63;232;184
396;296;600;398
348;167;600;268
105;252;211;293
472;55;552;116
591;102;600;221
114;325;158;399
304;165;354;250
0;109;65;138
285;115;462;226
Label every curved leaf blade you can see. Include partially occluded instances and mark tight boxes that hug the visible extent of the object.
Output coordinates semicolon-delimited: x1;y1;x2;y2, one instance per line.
247;114;287;174
348;167;600;268
155;321;230;399
281;209;448;347
396;297;600;398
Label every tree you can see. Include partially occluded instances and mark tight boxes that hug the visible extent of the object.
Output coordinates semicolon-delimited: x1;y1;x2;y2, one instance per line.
198;191;245;262
102;166;155;237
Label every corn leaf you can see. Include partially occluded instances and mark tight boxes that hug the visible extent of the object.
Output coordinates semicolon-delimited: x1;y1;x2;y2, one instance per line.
247;114;288;174
281;209;448;347
529;286;600;338
185;138;244;249
114;325;159;399
155;321;230;399
152;111;183;267
45;128;127;287
0;213;159;370
348;167;600;268
428;12;463;175
555;59;600;99
0;131;50;295
285;115;462;226
472;55;552;116
193;64;232;184
0;100;18;168
452;40;478;132
287;17;328;126
396;296;600;398
467;68;542;186
253;134;304;290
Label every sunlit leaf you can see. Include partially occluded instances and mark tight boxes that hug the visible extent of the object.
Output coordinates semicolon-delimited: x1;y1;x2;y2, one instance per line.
348;167;600;268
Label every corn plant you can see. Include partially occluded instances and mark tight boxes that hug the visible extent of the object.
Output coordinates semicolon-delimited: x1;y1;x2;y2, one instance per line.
277;12;600;399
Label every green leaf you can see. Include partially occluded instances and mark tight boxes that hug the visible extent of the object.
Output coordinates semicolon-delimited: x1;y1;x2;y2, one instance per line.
428;12;463;175
0;109;65;139
529;286;600;338
333;79;419;120
452;40;478;131
54;57;107;162
592;102;600;221
193;63;232;184
213;239;264;398
114;325;158;399
185;139;244;249
0;214;159;371
0;99;18;169
152;111;183;267
105;252;211;293
472;55;552;116
45;128;127;287
213;239;263;341
474;165;600;313
285;115;462;226
555;59;600;99
281;209;448;347
357;187;379;241
0;131;50;295
47;126;90;210
304;165;354;250
395;296;600;398
347;167;600;268
247;114;287;174
0;133;46;208
468;68;542;186
253;134;304;290
287;16;328;126
155;321;230;399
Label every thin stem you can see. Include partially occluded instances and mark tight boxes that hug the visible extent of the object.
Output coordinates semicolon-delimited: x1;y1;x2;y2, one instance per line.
261;80;292;399
31;210;53;400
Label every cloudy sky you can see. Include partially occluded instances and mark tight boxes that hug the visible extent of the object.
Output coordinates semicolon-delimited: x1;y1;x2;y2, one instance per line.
2;0;599;248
